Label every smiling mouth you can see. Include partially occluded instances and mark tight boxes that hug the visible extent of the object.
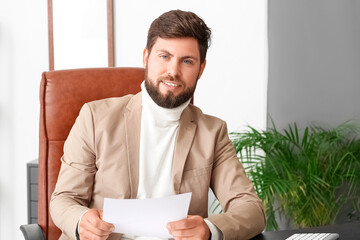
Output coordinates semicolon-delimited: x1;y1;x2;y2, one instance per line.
163;81;180;87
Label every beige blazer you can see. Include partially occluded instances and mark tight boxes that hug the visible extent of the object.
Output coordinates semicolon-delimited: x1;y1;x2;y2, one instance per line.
50;93;265;240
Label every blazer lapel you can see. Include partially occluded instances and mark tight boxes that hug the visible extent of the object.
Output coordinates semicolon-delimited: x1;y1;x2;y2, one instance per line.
124;93;142;198
172;107;197;194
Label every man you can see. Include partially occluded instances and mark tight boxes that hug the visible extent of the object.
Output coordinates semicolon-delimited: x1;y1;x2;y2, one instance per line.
50;10;266;240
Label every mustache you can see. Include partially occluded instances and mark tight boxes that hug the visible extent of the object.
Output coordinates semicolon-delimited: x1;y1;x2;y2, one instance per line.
158;75;183;84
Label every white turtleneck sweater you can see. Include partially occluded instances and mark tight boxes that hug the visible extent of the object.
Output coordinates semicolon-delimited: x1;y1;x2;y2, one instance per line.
137;82;191;199
122;82;190;240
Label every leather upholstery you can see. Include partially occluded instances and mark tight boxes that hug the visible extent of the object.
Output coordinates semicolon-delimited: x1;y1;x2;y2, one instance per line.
38;67;144;239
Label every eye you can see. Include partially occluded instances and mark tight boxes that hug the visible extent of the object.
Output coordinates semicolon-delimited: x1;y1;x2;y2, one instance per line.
183;59;193;65
160;55;168;60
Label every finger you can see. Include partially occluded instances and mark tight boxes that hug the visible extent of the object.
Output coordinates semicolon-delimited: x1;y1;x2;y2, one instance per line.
167;215;200;230
167;216;210;240
81;221;112;238
169;224;209;238
80;209;114;238
86;209;115;232
169;227;197;237
80;230;109;240
84;217;114;235
168;217;192;230
89;217;115;232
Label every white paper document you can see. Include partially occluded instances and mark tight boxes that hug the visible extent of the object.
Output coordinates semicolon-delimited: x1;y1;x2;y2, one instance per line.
103;193;192;238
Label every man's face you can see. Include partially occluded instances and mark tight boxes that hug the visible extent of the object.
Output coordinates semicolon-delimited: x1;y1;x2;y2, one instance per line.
143;37;206;108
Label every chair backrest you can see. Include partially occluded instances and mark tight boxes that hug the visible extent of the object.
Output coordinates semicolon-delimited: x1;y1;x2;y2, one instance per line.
38;67;144;239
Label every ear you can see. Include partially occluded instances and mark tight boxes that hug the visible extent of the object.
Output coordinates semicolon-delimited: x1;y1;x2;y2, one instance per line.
143;48;149;68
197;60;207;79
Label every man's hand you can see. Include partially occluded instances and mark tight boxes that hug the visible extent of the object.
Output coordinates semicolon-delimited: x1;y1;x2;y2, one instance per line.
167;215;210;240
79;209;115;240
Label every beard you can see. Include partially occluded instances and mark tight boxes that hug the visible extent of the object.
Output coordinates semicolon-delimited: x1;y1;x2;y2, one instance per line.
144;67;197;109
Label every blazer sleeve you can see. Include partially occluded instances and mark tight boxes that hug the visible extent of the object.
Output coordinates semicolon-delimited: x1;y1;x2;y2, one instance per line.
50;103;97;240
207;121;266;240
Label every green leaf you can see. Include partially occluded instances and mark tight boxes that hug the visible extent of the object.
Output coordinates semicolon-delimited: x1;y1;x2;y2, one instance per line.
230;121;360;230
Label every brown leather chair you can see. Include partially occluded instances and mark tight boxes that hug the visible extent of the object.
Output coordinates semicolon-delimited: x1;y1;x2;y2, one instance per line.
20;67;144;240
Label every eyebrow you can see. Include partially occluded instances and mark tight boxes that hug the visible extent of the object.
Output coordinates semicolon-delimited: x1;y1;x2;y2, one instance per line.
156;50;199;61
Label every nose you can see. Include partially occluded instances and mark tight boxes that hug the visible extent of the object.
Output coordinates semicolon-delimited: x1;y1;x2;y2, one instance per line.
167;59;181;78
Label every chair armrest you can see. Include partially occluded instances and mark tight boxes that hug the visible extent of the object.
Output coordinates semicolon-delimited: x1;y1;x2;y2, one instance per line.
20;224;45;240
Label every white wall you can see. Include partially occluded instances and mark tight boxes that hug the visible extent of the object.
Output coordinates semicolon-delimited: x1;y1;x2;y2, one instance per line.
0;1;267;239
0;1;48;239
114;0;268;132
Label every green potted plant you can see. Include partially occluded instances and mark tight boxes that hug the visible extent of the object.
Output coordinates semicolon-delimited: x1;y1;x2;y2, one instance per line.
230;122;360;231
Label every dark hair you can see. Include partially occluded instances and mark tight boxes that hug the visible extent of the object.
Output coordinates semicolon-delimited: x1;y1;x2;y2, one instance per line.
146;10;211;63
